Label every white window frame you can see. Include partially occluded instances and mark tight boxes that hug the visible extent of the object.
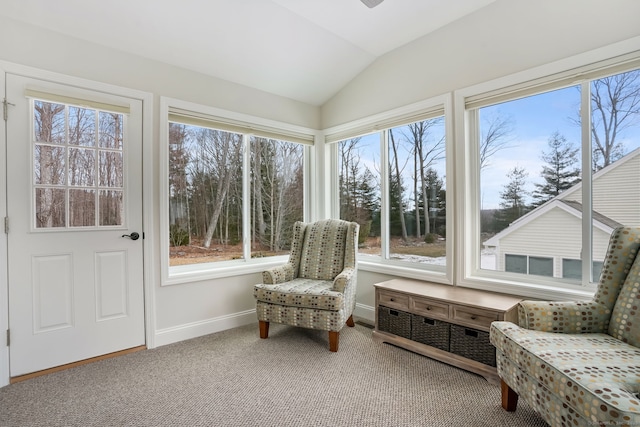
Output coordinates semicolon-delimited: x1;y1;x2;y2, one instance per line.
324;94;455;285
159;97;318;286
454;40;640;301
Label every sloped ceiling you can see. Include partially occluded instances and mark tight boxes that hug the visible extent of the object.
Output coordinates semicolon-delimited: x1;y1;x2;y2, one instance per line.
0;0;496;105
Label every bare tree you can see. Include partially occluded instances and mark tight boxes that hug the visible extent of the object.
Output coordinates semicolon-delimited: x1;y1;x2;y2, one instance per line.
339;138;361;222
34;101;65;228
252;138;303;252
201;130;243;248
480;113;514;169
590;70;640;170
404;120;445;237
168;123;191;245
272;142;303;250
252;137;265;248
389;129;408;241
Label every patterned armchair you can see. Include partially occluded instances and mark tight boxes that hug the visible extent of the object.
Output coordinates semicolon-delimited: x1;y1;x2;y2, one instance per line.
490;226;640;427
253;219;359;352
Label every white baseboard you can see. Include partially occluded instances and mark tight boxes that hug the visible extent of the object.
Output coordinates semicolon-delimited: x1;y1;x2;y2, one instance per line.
154;309;257;347
354;303;375;324
154;304;376;348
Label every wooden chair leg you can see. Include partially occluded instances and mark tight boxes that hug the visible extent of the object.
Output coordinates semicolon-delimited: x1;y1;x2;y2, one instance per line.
501;380;519;412
328;331;339;352
346;315;355;327
259;320;269;339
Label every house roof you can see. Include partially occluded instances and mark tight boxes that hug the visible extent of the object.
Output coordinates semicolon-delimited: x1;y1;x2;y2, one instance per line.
558;200;622;230
0;0;496;106
483;200;618;247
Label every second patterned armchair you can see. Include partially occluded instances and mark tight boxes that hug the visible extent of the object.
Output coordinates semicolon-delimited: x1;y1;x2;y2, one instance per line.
490;226;640;426
253;219;359;352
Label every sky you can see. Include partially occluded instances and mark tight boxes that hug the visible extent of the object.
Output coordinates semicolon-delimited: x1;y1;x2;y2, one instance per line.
480;86;582;209
480;84;640;209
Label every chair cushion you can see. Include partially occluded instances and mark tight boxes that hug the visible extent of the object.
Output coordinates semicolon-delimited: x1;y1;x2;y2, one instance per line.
491;321;640;425
299;219;348;280
609;251;640;347
253;278;344;311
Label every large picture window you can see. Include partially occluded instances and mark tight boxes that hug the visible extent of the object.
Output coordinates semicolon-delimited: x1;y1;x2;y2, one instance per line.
168;123;244;264
332;105;449;275
161;99;313;283
466;63;640;289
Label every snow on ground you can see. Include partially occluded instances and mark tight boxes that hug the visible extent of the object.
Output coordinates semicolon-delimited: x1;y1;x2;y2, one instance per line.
382;247;497;270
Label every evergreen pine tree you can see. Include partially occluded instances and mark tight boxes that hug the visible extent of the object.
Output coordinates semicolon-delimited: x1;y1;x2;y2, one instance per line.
494;166;529;231
532;131;581;207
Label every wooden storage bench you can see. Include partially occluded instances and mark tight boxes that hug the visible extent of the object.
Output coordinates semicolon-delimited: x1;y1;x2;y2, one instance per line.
372;279;522;384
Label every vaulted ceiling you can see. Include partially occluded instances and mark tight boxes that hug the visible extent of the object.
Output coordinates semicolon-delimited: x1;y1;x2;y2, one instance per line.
1;0;496;105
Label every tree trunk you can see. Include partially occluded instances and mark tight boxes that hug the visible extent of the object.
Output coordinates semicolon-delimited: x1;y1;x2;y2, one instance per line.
389;130;408;241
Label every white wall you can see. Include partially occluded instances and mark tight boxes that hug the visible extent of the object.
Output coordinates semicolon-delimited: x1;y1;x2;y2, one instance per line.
321;0;640;128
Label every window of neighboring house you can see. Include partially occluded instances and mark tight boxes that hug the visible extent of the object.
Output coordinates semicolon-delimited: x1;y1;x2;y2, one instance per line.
529;256;553;277
562;258;582;280
562;258;604;281
466;59;640;289
162;99;312;283
504;254;526;274
505;254;553;276
333;107;449;274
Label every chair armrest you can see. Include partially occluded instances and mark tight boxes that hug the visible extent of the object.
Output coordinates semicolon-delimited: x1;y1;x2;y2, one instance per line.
262;264;295;284
518;300;610;333
332;267;356;294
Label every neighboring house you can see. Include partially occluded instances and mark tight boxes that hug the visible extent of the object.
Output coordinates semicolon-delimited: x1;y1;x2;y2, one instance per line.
484;148;640;279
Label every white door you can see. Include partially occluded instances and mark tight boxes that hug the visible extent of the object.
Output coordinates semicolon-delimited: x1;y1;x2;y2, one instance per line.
6;73;145;377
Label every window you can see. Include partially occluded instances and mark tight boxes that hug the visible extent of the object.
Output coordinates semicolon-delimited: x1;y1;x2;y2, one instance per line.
32;98;126;229
168;123;244;263
330;99;450;276
249;137;304;258
161;98;313;284
387;118;447;267
464;58;640;290
504;254;526;274
562;258;604;281
504;255;553;276
338;133;381;257
529;256;553;277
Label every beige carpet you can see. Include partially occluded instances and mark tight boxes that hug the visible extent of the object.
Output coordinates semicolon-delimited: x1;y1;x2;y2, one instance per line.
0;322;548;426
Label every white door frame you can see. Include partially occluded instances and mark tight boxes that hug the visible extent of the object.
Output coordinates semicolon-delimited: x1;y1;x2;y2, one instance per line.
0;60;156;387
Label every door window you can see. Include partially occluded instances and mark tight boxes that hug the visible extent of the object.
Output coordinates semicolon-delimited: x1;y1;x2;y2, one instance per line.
33;100;125;229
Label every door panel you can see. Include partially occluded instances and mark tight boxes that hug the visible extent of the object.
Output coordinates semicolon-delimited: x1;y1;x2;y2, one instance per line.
6;73;145;376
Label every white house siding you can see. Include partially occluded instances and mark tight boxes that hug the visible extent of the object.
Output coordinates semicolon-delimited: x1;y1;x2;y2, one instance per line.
496;207;611;277
593;228;613;263
562;151;640;226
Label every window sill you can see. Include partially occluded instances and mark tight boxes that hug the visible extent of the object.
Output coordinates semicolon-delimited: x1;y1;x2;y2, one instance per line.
358;257;450;285
457;271;596;301
163;255;289;286
357;257;597;301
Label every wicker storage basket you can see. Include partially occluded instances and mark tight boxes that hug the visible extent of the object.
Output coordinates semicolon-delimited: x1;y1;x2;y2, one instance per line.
449;324;496;366
378;306;411;339
410;314;450;351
